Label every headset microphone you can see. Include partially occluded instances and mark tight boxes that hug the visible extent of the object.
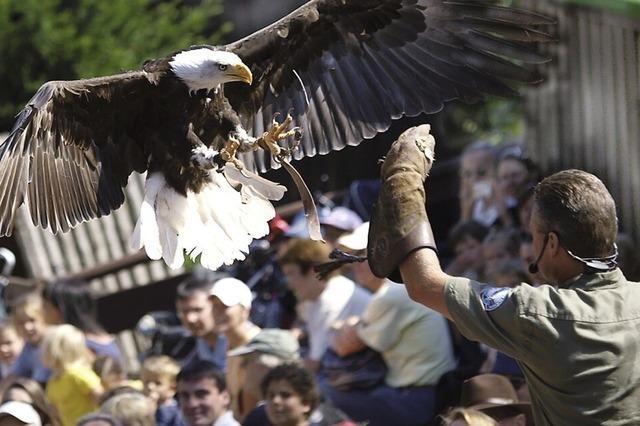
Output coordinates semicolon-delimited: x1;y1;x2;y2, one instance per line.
528;261;539;275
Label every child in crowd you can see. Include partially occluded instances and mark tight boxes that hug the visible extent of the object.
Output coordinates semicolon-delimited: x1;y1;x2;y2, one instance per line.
0;319;23;377
445;220;489;280
481;227;522;279
93;355;143;393
41;324;103;426
485;260;530;289
100;389;156;426
262;363;318;426
9;293;51;384
261;363;356;426
140;355;183;426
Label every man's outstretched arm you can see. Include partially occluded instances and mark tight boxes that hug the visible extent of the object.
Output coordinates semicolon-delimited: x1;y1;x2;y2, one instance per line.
400;248;452;320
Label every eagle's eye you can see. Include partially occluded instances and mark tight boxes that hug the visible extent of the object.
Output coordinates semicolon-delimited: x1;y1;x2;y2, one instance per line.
218;64;228;71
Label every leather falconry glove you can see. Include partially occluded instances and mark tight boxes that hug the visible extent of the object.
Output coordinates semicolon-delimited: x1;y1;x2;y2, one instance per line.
367;124;437;282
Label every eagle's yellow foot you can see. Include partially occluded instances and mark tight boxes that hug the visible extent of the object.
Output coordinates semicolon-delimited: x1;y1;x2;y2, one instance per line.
258;114;302;159
219;136;246;171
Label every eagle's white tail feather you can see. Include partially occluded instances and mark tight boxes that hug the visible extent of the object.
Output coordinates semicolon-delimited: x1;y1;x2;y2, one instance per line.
130;175;165;260
131;170;282;270
157;217;182;269
206;172;253;249
239;195;274;238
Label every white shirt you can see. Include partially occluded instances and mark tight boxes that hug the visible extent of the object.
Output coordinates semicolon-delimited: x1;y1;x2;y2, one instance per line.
298;275;371;360
213;410;240;426
357;281;456;387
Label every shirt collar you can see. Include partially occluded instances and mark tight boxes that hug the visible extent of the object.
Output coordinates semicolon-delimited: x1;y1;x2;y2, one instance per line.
561;268;626;290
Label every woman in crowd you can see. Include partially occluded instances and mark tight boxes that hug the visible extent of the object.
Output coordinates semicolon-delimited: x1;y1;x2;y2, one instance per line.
42;279;122;360
0;376;61;426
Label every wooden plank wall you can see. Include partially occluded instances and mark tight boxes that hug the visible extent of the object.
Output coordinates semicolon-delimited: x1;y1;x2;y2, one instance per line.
522;0;640;242
14;172;182;371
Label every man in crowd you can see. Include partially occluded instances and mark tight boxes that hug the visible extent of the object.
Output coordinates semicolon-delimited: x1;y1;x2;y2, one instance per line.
278;239;370;372
327;222;456;425
227;329;300;422
209;277;261;419
367;125;640;425
176;360;238;426
175;277;227;371
231;329;353;425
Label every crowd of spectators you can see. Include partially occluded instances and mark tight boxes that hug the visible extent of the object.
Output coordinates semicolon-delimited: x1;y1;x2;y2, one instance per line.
0;143;638;426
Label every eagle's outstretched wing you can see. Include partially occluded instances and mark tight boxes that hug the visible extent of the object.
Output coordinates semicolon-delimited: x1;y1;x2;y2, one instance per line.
0;72;157;236
224;0;553;172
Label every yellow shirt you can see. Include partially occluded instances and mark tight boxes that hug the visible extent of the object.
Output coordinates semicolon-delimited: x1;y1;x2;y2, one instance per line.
46;364;101;426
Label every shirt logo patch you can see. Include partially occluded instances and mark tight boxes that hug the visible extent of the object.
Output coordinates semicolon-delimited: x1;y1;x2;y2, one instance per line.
480;287;512;311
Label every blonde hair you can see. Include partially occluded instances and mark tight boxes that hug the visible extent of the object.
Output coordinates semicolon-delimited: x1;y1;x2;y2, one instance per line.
41;324;92;371
100;391;155;426
11;292;43;320
0;319;19;336
441;407;498;426
141;355;180;382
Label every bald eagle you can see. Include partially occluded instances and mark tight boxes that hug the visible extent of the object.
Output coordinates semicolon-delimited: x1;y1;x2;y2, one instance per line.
0;0;552;270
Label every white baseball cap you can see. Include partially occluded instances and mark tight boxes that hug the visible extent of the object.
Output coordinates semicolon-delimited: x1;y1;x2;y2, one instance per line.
209;277;252;309
0;401;42;426
336;222;370;252
320;206;363;232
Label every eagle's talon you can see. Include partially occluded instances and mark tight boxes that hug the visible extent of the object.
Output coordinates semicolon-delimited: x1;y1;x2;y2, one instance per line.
219;136;246;171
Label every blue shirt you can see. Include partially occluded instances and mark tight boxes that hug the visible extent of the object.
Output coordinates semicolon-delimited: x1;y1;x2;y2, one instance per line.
181;335;227;372
86;337;122;361
9;342;52;384
156;401;186;426
491;351;523;377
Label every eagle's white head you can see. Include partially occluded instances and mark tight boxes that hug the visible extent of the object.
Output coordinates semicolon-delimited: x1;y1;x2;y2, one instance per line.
169;48;253;93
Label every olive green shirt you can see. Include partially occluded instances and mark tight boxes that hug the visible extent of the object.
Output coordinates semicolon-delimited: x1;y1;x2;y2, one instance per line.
445;269;640;426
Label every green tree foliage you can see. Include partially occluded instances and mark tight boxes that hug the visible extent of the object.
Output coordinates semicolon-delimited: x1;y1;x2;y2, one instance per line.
0;0;229;130
442;98;525;151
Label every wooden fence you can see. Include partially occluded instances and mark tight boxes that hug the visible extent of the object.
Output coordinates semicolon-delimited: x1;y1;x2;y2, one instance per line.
13;172;181;370
522;0;640;242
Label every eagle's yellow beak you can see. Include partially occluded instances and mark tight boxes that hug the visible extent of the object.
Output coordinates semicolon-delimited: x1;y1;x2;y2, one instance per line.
228;63;253;85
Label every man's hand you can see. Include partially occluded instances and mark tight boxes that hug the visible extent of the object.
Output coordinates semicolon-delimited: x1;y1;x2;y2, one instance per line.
331;317;367;357
367;124;437;280
367;125;452;318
